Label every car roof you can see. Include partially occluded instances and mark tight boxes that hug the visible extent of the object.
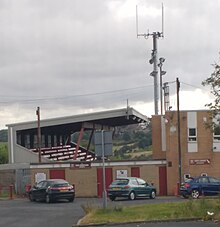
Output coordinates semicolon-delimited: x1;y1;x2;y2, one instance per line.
42;179;68;183
115;177;142;180
192;176;220;180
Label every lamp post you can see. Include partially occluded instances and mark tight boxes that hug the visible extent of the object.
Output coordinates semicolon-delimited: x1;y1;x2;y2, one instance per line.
158;57;166;115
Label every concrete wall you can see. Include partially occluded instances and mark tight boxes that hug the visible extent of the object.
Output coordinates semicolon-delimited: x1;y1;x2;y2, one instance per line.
13;145;48;163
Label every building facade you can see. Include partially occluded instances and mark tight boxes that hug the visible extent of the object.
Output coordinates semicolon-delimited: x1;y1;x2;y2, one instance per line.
152;110;220;195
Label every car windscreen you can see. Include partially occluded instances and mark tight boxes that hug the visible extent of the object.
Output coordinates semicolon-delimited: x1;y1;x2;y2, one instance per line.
111;179;129;186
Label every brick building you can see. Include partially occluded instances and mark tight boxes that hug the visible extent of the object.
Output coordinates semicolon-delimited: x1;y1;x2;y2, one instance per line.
152;110;220;195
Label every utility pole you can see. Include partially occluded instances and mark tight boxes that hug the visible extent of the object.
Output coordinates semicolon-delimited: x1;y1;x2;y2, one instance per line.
101;130;107;209
176;78;181;185
36;107;41;163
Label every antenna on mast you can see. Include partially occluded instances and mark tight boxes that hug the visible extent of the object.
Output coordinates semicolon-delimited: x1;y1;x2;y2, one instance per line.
136;5;139;38
162;3;164;38
136;3;165;115
136;5;150;39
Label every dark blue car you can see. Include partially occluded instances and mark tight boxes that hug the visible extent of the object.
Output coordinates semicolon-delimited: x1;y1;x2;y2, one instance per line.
180;176;220;199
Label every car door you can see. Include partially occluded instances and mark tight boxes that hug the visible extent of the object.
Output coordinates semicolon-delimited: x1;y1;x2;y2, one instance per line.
130;178;140;196
136;178;150;197
208;177;220;195
198;177;211;195
32;181;48;200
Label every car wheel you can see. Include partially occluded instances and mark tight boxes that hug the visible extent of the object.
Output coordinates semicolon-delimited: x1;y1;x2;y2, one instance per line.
46;194;51;203
129;191;136;200
150;190;156;199
182;194;189;199
68;198;74;202
29;193;35;202
109;196;116;201
191;189;200;199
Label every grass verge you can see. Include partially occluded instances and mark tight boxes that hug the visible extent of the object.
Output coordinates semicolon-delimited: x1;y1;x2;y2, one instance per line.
80;198;220;225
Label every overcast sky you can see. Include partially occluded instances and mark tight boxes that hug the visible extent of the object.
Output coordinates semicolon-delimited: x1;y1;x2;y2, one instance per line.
0;0;219;129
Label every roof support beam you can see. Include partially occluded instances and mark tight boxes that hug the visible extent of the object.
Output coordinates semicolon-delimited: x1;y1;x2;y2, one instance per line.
74;127;84;160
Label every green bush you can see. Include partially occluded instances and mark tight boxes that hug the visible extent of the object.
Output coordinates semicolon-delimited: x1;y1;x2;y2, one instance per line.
0;143;8;164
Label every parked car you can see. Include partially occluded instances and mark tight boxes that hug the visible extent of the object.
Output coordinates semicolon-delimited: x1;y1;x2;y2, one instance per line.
28;179;75;203
107;177;156;201
180;176;220;199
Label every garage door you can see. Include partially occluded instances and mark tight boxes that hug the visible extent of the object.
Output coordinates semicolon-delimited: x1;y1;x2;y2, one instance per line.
131;167;140;177
97;168;112;198
159;166;167;196
49;169;65;179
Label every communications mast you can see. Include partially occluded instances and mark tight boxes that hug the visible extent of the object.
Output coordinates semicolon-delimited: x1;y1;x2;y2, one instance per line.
136;4;164;115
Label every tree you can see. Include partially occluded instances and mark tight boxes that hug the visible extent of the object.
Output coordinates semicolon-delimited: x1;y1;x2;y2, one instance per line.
202;63;220;127
0;144;8;164
122;132;131;141
0;129;7;142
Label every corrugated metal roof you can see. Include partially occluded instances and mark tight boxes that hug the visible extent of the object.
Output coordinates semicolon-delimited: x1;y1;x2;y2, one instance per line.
7;107;148;132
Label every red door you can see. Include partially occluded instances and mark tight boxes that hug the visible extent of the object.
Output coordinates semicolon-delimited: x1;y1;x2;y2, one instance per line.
131;167;140;177
97;168;113;198
159;166;167;196
49;169;65;180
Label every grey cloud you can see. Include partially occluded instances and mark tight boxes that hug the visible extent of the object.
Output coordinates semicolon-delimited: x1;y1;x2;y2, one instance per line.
0;0;219;128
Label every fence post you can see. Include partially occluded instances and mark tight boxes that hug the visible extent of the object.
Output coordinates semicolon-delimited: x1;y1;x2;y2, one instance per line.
9;185;14;200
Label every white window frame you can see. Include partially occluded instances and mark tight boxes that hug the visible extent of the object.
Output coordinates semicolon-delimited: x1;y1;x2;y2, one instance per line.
184;174;191;181
188;128;197;142
213;125;220;141
213;114;220;141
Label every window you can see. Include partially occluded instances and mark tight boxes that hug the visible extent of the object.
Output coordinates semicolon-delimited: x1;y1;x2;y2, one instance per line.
198;177;209;183
137;178;146;185
113;179;128;185
36;181;45;188
131;179;138;185
213;114;220;141
188;128;197;141
209;177;220;183
184;174;191;181
213;125;220;141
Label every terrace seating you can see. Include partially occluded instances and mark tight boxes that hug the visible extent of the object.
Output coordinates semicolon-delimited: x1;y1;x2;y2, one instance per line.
31;142;96;162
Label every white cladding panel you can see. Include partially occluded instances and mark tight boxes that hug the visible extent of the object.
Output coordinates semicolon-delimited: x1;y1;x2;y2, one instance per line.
187;112;198;152
161;116;166;151
188;142;198;152
187;112;197;128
